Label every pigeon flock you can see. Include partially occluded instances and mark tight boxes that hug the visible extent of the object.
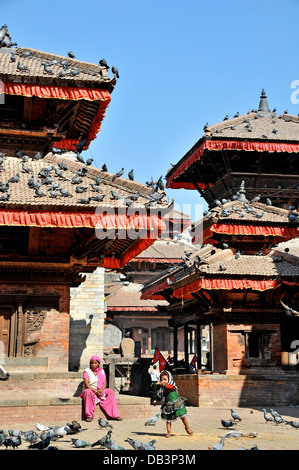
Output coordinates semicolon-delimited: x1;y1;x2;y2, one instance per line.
0;406;298;450
0;149;168;209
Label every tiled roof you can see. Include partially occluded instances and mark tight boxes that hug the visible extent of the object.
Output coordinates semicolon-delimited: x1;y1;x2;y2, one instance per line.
0;46;115;88
134;240;190;260
106;283;169;309
141;240;299;296
201;200;296;225
205;112;299;142
0;152;170;211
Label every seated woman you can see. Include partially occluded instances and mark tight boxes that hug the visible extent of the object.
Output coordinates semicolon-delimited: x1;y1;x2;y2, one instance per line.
80;355;122;422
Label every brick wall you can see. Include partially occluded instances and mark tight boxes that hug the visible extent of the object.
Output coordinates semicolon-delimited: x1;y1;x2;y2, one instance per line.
174;373;299;407
212;322;281;373
69;268;106;371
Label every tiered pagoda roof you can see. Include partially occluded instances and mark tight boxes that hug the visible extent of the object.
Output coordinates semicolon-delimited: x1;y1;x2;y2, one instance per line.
166;90;299;208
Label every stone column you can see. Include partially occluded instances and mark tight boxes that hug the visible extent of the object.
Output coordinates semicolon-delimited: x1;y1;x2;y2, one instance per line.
69;267;106;371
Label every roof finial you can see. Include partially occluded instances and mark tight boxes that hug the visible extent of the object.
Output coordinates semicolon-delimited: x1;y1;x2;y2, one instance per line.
237;180;247;202
258;88;271;114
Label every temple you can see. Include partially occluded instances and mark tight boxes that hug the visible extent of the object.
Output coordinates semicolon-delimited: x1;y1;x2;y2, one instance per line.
0;27;170;373
142;91;299;407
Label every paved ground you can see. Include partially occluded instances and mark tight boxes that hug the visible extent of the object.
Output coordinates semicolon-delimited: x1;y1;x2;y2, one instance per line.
1;405;299;452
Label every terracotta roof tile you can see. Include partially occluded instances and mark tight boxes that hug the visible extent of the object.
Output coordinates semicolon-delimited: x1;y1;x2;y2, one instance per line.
0;152;170;211
0;47;114;87
205;112;299;142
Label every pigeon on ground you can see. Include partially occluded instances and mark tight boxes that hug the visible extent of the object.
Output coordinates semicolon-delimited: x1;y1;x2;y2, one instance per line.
71;438;91;448
262;409;274;423
8;429;22;437
29;436;51;450
22;431;39;443
3;436;22;449
274;415;285;425
285;421;299;429
126;437;156;450
65;421;82;434
230;409;242;421
270;409;281;418
210;436;226;450
98;417;113;429
35;423;52;432
221;419;235;429
145;413;160;426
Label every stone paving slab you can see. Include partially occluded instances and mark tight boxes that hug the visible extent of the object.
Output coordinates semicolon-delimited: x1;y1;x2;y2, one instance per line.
1;405;299;452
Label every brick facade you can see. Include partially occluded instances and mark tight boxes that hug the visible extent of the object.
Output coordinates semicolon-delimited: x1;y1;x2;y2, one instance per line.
69;268;106;371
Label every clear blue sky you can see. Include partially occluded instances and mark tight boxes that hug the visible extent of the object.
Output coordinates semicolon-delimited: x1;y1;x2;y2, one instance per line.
2;0;299;220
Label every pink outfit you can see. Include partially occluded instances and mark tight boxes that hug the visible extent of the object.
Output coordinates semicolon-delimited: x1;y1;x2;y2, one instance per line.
79;356;120;420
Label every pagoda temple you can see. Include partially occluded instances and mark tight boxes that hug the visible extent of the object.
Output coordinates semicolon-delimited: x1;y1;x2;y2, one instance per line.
0;26;170;372
141;90;299;407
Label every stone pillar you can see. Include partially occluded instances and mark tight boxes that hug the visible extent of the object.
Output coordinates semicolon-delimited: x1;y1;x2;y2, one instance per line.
69;267;106;371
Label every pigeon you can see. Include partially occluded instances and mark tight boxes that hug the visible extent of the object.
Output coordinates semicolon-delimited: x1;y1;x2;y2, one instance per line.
32;151;43;160
91;195;106;202
145;413;160;426
75;186;87;193
10;51;16;62
266;198;272;206
128;169;134;181
112;66;119;78
286;421;299;429
8;173;20;183
98;417;113;428
274;415;285;425
270;409;281;418
68;51;75;59
78;197;91;204
3;436;22;449
29;436;51;450
112;168;124;181
35;423;52;432
219;265;227;271
99;58;110;69
221;419;234;429
71;438;91;448
58;162;68;171
59;188;72;197
53;425;67;437
125;437;156;450
91;435;110;448
22;431;39;443
90;183;101;192
262;409;274;423
230;409;242;421
71;175;83;185
85;158;93;166
129;191;140;201
21;163;33;173
111;190;119;200
76;154;85;164
0;193;10;201
210;436;226;450
102;163;108;172
17;62;29;72
8;429;22;437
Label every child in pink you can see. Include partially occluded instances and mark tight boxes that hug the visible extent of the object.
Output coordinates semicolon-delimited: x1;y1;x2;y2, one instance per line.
80;355;122;422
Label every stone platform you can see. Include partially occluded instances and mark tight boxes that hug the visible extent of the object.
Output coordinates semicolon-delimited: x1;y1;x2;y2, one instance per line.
0;370;151;426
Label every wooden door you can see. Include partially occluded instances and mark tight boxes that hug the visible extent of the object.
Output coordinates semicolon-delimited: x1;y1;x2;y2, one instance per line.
0;308;11;357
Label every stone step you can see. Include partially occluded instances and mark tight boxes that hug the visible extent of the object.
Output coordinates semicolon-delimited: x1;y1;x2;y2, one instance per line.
0;394;151;426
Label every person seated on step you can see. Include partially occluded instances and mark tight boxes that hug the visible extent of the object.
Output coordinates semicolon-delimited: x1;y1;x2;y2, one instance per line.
79;355;122;422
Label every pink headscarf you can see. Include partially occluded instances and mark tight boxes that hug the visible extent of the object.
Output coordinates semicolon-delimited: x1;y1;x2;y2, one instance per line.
90;355;102;371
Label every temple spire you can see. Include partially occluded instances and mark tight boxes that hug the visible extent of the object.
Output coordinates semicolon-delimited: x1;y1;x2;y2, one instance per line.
258;88;271;115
